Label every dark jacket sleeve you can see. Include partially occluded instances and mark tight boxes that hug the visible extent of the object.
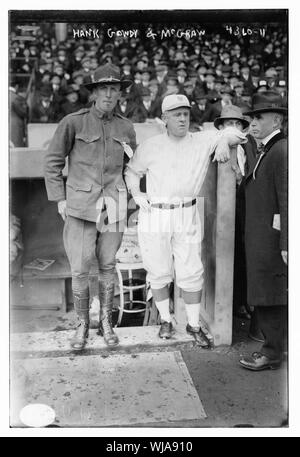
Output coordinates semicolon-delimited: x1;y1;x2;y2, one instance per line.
12;95;28;119
44;116;76;202
274;140;288;251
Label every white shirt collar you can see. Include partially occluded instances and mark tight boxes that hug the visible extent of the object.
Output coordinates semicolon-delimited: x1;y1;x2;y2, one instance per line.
261;129;281;146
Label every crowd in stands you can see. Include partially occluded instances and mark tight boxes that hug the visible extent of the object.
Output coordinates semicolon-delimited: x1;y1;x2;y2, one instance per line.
9;22;287;146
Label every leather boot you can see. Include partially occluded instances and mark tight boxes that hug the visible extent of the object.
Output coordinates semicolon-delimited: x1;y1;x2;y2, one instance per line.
70;290;90;351
97;280;119;347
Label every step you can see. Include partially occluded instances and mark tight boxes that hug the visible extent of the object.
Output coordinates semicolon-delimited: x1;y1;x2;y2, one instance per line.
11;324;197;357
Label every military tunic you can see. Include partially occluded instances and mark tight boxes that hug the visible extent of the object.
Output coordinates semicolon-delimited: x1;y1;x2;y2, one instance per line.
44;104;136;224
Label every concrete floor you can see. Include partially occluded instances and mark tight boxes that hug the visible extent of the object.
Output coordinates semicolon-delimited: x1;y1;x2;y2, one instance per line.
10;307;288;429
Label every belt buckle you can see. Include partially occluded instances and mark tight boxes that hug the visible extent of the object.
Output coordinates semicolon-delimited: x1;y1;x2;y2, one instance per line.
170;203;175;209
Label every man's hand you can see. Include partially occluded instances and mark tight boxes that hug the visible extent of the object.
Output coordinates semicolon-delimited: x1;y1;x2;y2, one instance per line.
213;138;231;163
132;192;151;211
58;200;67;221
281;250;288;265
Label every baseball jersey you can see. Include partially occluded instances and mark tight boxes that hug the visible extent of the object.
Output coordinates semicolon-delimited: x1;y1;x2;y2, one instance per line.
125;128;247;203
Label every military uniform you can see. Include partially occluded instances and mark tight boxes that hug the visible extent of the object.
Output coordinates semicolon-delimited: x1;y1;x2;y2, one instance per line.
44;67;136;350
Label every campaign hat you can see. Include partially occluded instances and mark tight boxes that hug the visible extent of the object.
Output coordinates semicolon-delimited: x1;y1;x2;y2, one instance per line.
84;63;132;90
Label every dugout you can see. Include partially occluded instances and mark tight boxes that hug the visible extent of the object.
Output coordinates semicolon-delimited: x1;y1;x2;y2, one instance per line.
10;121;236;345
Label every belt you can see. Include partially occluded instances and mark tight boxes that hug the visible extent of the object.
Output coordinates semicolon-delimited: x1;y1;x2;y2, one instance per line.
151;199;197;210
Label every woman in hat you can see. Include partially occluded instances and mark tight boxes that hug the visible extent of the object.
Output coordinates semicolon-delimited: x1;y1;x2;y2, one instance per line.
214;105;252;321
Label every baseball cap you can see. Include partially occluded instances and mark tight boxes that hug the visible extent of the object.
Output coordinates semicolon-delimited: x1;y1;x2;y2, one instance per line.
161;94;191;113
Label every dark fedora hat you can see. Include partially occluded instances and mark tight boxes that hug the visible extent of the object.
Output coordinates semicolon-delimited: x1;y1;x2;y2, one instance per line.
194;89;208;100
220;85;235;96
64;84;79;95
140;86;151;97
84;63;132;91
243;90;287;115
39;85;52;98
214;104;249;129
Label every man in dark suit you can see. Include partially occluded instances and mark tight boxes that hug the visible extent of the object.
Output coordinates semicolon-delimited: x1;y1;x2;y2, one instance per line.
9;79;28;147
58;85;84;121
30;85;60;123
190;89;216;130
131;86;161;123
210;86;235;120
239;91;288;371
115;93;137;120
240;64;255;94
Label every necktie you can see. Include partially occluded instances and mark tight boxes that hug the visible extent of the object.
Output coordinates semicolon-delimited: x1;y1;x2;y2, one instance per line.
253;143;265;179
257;142;265;156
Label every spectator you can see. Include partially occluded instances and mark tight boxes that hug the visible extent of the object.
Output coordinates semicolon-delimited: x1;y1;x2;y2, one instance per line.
90;56;99;72
204;70;216;92
221;65;232;84
9;78;28;147
30;85;59;123
210;85;235;119
155;63;168;96
183;79;196;102
233;81;246;107
35;59;53;88
176;63;188;85
81;56;91;74
275;79;287;107
71;45;86;72
50;74;65;107
56;47;72;74
161;73;182;98
190;89;216;130
131;86;161;123
195;62;207;90
52;62;70;88
240;64;255;94
115;92;136;119
58;85;84;121
72;70;90;105
240;88;252;108
19;47;35;74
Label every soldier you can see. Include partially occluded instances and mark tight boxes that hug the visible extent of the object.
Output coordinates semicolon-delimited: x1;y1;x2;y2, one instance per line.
44;64;136;350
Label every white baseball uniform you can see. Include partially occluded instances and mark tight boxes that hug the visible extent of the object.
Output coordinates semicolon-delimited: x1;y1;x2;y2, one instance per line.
125;128;247;292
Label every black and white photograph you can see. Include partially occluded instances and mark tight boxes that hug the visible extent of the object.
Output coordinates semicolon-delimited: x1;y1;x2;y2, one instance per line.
4;3;298;438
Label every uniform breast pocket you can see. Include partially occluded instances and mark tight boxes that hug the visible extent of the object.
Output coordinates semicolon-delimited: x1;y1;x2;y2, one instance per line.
74;133;101;165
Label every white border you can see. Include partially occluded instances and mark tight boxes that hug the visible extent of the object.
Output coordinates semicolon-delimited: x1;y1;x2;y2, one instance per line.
2;0;299;438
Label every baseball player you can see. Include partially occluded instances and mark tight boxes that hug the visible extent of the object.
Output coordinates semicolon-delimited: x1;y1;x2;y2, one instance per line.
124;94;247;342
